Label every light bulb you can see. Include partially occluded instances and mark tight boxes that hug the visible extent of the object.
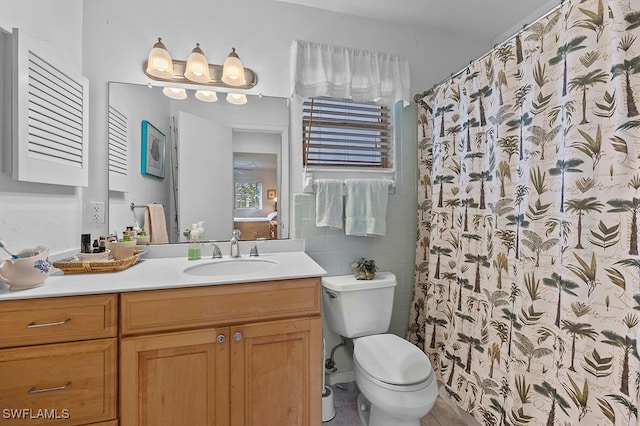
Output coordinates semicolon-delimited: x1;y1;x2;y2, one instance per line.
222;48;247;86
195;90;218;102
146;38;174;79
162;87;187;100
184;43;211;83
226;93;247;105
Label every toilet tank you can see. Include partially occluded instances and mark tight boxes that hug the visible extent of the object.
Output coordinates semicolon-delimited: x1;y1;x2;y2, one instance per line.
321;272;397;338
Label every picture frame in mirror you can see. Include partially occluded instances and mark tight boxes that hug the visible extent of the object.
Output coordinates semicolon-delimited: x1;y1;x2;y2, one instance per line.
141;120;166;179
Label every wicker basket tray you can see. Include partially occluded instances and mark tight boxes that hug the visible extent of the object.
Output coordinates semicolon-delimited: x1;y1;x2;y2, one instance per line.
53;251;143;274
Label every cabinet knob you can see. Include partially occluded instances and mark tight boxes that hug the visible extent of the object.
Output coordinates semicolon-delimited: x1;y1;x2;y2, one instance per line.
217;334;226;344
233;331;242;342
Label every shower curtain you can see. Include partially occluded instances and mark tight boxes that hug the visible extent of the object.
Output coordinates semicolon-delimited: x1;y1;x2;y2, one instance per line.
408;0;640;424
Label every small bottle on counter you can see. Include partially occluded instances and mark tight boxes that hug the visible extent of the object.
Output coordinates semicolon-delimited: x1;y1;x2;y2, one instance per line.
188;223;201;260
92;239;100;253
122;230;131;242
99;237;107;252
81;234;92;253
127;225;137;240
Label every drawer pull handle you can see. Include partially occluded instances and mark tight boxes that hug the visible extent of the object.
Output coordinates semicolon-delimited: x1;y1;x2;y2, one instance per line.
28;381;71;394
26;318;71;328
217;334;226;344
233;331;242;342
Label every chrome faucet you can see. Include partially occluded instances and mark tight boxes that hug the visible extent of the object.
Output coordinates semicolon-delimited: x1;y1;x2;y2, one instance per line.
210;244;222;259
249;238;266;257
230;229;241;258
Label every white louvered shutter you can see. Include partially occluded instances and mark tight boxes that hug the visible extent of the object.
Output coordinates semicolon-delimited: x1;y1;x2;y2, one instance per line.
108;105;129;192
12;28;89;186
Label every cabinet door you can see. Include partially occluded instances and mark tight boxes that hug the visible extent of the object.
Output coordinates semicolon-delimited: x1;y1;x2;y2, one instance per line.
230;317;322;426
120;328;230;426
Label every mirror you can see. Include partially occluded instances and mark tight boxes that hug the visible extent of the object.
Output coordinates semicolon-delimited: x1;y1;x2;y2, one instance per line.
107;82;289;243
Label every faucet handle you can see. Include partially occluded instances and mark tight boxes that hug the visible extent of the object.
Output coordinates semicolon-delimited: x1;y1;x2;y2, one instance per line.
211;244;222;259
249;238;266;257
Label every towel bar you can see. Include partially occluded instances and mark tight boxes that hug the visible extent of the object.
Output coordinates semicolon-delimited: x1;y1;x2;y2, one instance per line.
130;202;164;211
302;172;395;194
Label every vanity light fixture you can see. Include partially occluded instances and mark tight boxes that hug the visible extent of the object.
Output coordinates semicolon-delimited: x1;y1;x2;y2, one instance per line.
144;38;257;89
162;87;187;100
226;93;247;105
195;90;218;102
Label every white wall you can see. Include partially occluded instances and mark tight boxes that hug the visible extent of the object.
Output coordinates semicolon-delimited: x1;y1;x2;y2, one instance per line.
0;0;83;255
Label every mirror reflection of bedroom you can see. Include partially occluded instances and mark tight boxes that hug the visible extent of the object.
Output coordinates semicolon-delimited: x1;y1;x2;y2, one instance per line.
232;151;278;240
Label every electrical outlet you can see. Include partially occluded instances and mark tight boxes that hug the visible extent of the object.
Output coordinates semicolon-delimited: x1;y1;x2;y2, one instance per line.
89;201;105;224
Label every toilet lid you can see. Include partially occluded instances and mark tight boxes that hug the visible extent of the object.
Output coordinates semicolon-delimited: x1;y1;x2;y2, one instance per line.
354;334;432;385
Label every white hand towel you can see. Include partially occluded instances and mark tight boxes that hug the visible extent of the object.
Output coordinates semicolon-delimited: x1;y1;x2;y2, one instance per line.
144;204;169;244
315;179;344;229
344;179;388;236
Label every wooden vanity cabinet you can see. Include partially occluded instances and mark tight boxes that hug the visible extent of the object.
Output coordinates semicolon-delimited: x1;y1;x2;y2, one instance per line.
0;294;118;426
119;278;322;426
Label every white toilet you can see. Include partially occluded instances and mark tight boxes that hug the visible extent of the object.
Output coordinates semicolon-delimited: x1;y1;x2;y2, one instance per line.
322;272;438;426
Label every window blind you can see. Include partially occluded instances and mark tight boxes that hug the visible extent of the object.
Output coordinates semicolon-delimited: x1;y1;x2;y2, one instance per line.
302;98;392;168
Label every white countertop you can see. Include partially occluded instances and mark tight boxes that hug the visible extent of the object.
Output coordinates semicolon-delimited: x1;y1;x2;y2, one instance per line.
0;247;327;301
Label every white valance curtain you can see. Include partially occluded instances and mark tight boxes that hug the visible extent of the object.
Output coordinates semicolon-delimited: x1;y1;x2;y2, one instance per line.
290;40;410;107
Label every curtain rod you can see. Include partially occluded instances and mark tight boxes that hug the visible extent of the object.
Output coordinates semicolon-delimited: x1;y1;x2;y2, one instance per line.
414;0;564;102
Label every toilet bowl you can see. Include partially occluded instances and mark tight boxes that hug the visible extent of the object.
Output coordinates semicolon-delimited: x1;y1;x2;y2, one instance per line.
354;334;437;426
321;273;438;425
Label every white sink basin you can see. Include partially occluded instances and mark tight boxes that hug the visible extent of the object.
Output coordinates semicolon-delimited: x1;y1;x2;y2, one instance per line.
183;258;278;276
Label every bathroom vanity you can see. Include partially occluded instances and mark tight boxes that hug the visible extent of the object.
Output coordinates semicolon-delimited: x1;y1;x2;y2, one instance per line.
0;246;326;426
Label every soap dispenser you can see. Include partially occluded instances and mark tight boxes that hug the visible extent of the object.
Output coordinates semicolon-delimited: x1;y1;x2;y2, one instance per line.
197;221;205;241
188;223;202;260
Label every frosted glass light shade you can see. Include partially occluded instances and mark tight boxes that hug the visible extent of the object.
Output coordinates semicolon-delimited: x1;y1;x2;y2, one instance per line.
222;48;247;86
184;43;211;83
226;93;247;105
146;38;174;79
162;87;187;100
195;90;218;102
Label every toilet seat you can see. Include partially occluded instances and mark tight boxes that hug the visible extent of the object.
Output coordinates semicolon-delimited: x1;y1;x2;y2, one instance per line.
354;334;433;388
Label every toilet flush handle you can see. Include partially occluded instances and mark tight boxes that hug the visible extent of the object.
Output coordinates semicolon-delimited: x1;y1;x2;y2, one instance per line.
325;290;337;299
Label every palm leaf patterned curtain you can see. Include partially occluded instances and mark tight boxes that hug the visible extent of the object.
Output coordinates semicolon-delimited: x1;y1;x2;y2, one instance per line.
408;0;640;424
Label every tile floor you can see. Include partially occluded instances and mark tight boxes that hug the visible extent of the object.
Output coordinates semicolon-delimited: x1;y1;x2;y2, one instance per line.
323;382;467;425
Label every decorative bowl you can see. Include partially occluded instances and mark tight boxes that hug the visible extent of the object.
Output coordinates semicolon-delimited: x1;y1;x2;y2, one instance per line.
77;249;111;262
105;240;137;260
0;245;51;290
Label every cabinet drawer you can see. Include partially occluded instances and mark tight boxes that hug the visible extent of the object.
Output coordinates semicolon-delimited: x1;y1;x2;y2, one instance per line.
0;294;117;348
0;338;117;426
121;278;320;335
